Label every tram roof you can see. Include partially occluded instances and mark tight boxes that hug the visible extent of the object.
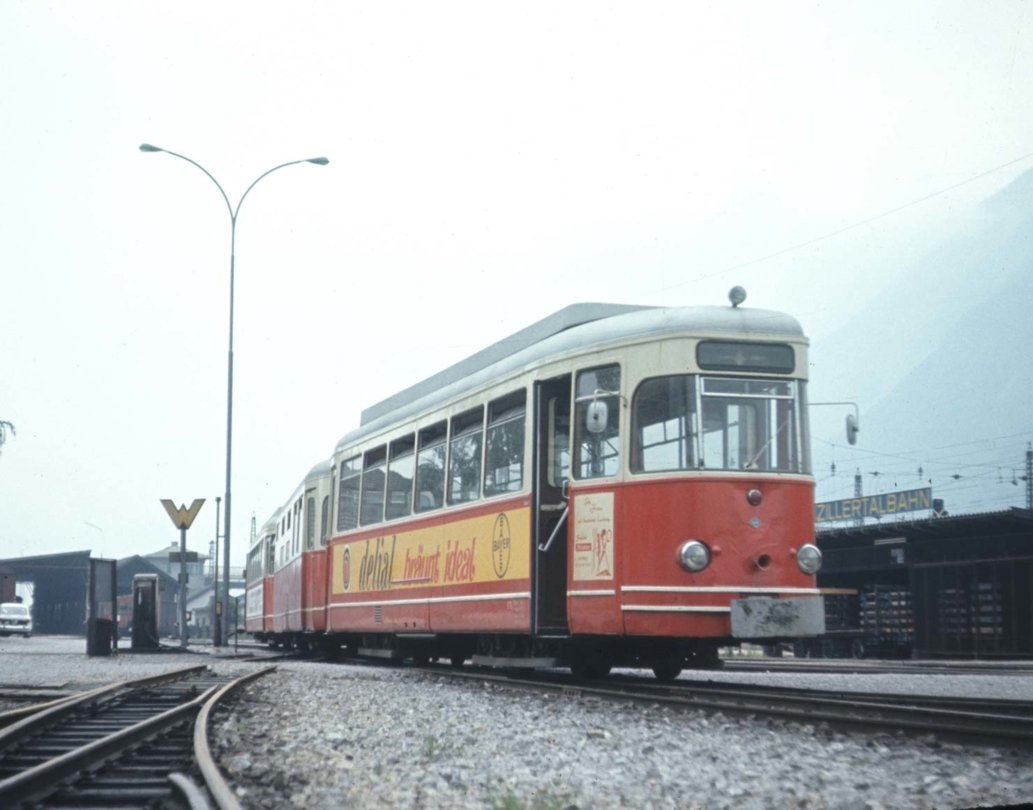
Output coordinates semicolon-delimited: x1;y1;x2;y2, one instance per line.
360;302;651;426
338;302;806;453
304;458;333;482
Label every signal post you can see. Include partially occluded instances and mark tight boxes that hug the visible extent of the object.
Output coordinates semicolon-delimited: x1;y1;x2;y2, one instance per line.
161;498;205;648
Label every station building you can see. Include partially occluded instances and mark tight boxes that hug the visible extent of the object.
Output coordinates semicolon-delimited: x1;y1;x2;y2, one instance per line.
815;507;1033;658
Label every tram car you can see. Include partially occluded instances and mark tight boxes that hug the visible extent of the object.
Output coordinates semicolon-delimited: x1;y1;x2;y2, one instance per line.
246;290;825;679
244;512;278;638
270;460;334;639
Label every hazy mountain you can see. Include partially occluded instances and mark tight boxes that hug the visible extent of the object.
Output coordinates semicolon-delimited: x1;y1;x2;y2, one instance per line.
808;170;1033;514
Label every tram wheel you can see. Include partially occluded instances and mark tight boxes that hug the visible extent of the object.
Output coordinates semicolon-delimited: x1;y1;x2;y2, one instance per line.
450;655;466;669
651;662;683;682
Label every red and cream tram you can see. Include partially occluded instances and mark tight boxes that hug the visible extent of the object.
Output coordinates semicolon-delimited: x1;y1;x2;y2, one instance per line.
249;292;824;678
244;512;277;638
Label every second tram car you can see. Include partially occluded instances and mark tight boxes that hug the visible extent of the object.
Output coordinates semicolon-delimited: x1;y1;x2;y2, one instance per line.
244;512;278;639
246;293;825;678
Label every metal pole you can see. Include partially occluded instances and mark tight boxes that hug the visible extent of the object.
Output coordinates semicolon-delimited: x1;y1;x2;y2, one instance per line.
222;224;235;649
179;525;188;649
854;468;863;527
1020;446;1028;510
213;496;221;646
139;144;328;649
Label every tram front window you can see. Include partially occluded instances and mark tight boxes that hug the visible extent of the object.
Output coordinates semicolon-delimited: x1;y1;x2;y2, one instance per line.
699;377;806;473
632;376;697;472
631;375;809;474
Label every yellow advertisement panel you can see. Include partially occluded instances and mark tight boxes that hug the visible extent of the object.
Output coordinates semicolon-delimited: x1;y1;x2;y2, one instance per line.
331;507;531;597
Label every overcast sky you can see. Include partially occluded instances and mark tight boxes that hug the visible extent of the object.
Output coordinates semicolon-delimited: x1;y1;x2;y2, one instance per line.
2;2;1032;564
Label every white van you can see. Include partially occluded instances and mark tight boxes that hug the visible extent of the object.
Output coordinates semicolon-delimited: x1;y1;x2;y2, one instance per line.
0;603;32;637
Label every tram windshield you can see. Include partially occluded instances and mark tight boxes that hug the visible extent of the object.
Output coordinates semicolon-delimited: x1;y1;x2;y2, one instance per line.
632;375;810;474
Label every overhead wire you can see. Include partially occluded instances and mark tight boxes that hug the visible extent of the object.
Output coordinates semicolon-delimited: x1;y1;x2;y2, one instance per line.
814;429;1033;512
659;148;1033;291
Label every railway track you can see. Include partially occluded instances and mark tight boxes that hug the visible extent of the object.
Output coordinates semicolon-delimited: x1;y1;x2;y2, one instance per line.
723;657;1033;677
417;664;1033;747
0;663;274;809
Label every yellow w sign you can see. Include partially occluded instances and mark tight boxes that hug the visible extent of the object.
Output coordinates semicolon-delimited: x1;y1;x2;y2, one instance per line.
161;499;205;530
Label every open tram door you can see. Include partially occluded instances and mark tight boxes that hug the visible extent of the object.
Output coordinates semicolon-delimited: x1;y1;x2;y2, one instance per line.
532;375;572;635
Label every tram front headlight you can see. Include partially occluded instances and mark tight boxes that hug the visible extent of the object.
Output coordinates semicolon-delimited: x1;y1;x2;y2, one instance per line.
678;540;710;573
796;544;823;575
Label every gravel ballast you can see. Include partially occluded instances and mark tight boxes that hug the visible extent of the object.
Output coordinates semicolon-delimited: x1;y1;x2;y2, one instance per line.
4;637;1033;809
211;661;1033;809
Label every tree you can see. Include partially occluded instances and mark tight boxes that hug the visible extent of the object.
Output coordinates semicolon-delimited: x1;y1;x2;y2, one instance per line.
0;421;14;454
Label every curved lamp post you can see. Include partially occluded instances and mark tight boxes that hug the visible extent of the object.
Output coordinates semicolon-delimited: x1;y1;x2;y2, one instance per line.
140;143;328;646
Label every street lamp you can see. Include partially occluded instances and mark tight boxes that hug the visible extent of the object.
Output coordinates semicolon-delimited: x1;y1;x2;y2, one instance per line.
140;143;328;646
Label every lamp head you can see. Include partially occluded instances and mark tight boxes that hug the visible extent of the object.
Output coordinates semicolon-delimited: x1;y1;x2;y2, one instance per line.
139;143;164;153
307;157;330;165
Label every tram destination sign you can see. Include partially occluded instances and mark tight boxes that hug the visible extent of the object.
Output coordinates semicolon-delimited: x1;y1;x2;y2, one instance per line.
815;487;932;524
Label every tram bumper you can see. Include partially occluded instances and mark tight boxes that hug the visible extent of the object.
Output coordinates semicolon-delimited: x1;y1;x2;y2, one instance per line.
730;596;825;639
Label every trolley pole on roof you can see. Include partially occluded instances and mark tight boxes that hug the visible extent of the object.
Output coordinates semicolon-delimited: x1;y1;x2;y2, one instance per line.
140;144;329;646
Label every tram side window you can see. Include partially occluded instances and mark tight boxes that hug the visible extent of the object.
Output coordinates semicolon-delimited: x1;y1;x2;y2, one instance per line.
632;376;697;472
264;537;275;575
306;495;316;550
415;422;447;512
320;495;330;547
387;434;416;520
360;446;387;525
448;407;484;505
337;455;361;531
574;365;621;479
484;390;526;497
548;391;571;487
246;546;262;583
293;499;301;555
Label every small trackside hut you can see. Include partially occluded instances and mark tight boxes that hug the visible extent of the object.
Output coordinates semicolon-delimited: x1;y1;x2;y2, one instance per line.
298;293;826;680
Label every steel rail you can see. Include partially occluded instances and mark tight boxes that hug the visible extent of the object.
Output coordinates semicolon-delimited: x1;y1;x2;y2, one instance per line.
603;677;1033;737
0;673;220;806
0;664;209;744
414;665;1033;746
191;665;277;810
0;693;80;729
656;677;1033;717
0;664;276;808
724;658;1033;677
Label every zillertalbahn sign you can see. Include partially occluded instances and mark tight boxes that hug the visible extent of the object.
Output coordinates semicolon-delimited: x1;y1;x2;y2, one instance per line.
815;487;932;524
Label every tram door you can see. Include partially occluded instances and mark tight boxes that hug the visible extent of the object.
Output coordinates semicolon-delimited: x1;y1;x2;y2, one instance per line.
533;375;571;634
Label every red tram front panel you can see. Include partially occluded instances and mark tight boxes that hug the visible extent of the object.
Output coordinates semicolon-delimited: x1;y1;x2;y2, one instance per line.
327;497;532;634
567;477;819;638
